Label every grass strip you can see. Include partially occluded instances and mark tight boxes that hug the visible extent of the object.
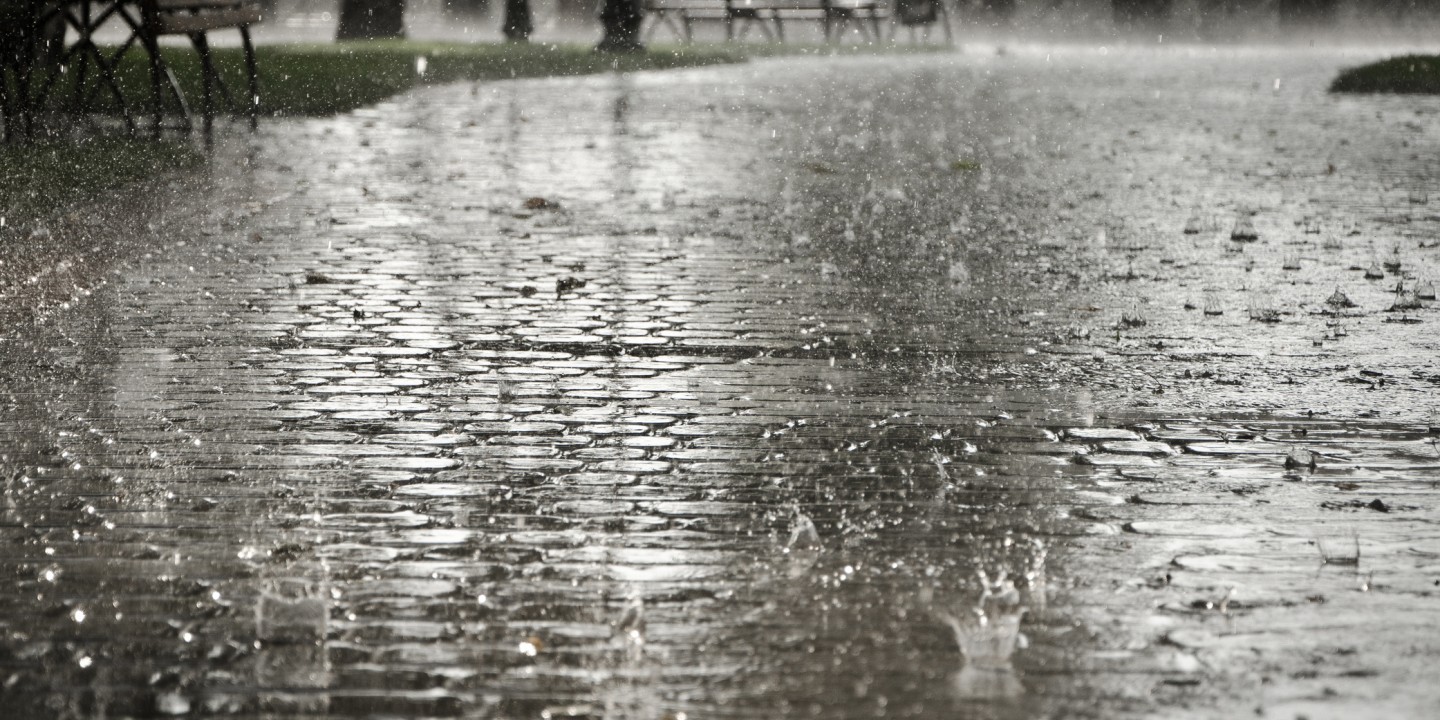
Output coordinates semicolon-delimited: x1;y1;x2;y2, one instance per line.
0;138;202;227
1330;54;1440;94
25;40;949;117
22;41;748;117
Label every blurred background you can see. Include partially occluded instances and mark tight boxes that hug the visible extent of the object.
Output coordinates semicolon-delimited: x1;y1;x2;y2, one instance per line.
243;0;1440;44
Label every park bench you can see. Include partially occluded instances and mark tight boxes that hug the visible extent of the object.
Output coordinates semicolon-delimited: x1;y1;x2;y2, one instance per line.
0;0;261;139
136;0;263;132
891;0;951;43
643;0;736;41
643;0;894;43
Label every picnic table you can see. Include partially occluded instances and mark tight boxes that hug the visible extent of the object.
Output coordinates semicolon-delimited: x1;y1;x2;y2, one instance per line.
1;0;261;141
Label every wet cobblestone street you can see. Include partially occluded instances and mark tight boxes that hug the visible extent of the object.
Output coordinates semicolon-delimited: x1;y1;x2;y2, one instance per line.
2;47;1439;718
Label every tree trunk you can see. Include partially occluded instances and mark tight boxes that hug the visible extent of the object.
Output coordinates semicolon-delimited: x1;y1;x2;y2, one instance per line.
502;0;534;41
336;0;407;40
596;0;644;52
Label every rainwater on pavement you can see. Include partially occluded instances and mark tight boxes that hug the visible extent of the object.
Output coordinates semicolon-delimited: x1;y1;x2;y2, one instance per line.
2;45;1438;719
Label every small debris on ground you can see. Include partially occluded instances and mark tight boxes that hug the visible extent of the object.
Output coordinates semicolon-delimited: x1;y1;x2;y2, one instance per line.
555;277;586;298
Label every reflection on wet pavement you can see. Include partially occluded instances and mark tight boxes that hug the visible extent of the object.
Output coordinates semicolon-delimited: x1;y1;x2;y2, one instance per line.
2;47;1439;718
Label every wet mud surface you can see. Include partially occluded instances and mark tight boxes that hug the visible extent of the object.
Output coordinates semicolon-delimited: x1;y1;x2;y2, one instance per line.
2;47;1438;718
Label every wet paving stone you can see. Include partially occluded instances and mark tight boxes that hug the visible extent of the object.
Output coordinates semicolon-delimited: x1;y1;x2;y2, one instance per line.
3;46;1440;719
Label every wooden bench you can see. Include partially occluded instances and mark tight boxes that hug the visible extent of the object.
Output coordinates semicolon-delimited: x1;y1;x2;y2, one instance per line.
890;0;951;43
4;1;262;138
136;0;263;132
644;0;892;43
644;0;736;41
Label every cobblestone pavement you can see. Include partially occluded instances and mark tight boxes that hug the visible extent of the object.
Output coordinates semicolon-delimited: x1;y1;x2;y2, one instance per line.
2;46;1439;719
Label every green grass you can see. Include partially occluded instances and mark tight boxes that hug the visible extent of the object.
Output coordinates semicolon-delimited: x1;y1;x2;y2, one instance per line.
25;41;752;117
0;40;947;225
26;39;950;117
230;41;755;115
1331;55;1440;94
0;138;203;225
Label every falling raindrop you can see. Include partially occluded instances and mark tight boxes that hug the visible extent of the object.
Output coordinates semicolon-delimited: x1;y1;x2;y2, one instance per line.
786;512;821;553
1382;247;1403;274
613;595;645;649
941;570;1027;700
1202;289;1223;316
1230;216;1259;242
496;377;516;404
947;260;970;287
782;512;822;578
1390;283;1423;311
1119;303;1147;328
541;705;597;720
1284;447;1317;471
155;692;190;716
1326;288;1357;309
256;579;328;644
1317;534;1361;566
1416;280;1436;301
1247;292;1280;323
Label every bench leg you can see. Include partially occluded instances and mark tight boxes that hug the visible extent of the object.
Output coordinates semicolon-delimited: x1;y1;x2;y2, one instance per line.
143;33;167;138
71;41;91;112
656;12;687;43
241;25;259;131
190;32;215;136
13;19;46;140
70;38;137;134
63;5;135;132
0;68;12;144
